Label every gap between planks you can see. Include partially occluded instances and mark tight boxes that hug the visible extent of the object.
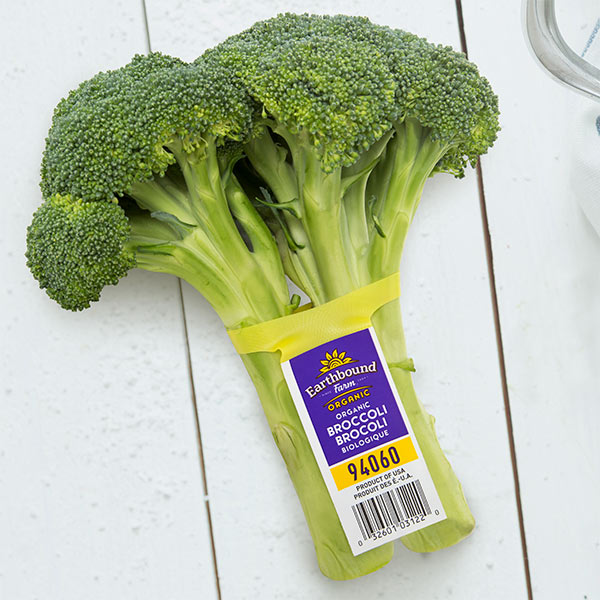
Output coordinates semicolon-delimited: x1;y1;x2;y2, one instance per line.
140;0;223;597
178;281;224;600
454;2;534;599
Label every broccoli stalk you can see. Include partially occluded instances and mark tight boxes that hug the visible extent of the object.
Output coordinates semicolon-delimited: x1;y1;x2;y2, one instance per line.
241;121;476;554
258;118;477;552
26;51;394;580
209;13;499;554
242;351;394;578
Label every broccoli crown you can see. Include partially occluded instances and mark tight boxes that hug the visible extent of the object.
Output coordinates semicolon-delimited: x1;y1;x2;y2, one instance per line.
30;52;266;312
205;23;396;169
26;194;134;310
204;13;499;174
41;52;256;201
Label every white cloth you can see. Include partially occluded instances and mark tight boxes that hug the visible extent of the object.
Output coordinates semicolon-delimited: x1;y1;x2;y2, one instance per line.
572;20;600;233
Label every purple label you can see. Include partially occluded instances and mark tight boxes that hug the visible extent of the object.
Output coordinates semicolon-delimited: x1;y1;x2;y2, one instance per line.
289;329;408;466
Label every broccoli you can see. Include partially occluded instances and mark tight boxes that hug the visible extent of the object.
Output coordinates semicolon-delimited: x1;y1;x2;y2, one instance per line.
206;13;499;554
26;14;500;581
26;49;394;580
28;53;292;327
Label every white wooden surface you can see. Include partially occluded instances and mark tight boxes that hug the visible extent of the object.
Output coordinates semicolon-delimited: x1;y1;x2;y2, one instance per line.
462;1;600;598
1;0;597;598
0;1;217;599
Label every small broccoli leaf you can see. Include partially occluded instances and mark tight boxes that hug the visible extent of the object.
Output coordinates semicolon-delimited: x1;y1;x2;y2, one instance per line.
255;187;301;219
272;208;304;251
150;211;195;237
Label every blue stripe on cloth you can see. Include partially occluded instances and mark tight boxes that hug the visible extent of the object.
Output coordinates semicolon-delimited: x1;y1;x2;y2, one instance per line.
583;18;600;57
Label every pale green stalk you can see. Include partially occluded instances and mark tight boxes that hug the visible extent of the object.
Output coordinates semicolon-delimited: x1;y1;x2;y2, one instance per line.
128;143;391;578
244;118;476;554
242;351;394;579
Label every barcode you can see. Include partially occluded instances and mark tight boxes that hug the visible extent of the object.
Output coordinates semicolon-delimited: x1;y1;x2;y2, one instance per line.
351;479;432;540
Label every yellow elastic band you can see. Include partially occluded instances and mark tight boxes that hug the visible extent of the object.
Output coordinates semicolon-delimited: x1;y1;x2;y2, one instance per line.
227;272;400;361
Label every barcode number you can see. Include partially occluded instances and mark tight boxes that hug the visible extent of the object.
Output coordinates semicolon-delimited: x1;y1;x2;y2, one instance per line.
351;479;432;541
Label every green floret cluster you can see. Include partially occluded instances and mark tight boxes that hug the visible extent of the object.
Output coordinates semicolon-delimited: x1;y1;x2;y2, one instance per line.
26;13;500;582
41;54;257;202
206;32;396;169
30;51;290;326
25;194;134;310
41;53;185;201
206;12;499;175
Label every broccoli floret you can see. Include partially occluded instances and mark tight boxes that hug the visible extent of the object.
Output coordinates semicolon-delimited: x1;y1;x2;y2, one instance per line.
26;194;134;310
205;13;498;176
28;52;290;327
206;26;396;170
41;53;255;201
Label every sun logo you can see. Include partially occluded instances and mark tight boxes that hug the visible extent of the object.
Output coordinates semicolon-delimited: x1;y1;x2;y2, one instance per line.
318;349;355;377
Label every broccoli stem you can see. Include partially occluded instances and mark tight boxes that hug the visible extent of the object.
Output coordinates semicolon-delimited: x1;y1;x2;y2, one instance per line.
241;350;394;580
371;300;475;551
243;118;475;554
368;120;449;279
348;131;477;551
301;151;357;299
367;145;477;550
127;148;292;329
245;130;328;304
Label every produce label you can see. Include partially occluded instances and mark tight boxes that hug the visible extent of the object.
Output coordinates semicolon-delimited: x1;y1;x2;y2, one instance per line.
282;327;446;555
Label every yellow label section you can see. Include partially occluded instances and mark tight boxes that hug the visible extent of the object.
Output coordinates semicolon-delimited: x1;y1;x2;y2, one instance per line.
330;437;418;491
227;272;400;361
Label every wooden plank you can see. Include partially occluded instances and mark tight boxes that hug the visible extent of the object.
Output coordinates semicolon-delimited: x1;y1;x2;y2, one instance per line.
145;0;529;597
0;1;217;598
461;1;600;598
